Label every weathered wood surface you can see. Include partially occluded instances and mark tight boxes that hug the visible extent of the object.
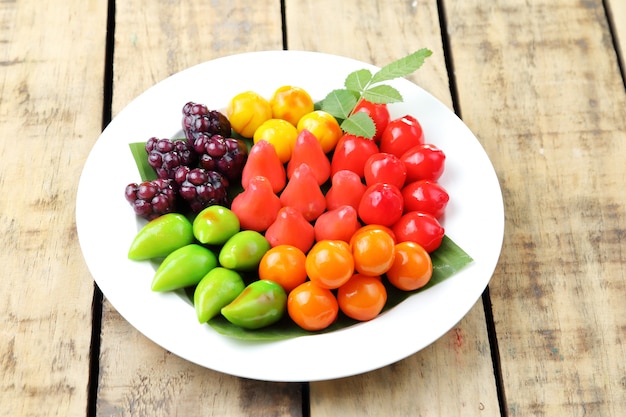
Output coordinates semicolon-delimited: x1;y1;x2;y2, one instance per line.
3;0;625;416
0;1;108;416
445;0;626;416
606;0;625;69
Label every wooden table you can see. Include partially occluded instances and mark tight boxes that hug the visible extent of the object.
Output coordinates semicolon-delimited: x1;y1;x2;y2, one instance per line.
2;1;625;415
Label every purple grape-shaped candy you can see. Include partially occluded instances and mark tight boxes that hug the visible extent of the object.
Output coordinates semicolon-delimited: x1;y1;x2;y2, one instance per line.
145;137;197;180
174;166;229;213
193;134;248;180
125;179;178;220
182;102;231;145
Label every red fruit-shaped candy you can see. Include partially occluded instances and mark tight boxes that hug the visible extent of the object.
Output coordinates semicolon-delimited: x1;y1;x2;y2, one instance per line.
325;170;367;211
363;152;407;189
230;176;281;232
241;140;286;194
379;115;424;157
265;206;315;253
314;205;360;243
358;183;404;227
401;143;446;183
401;180;449;218
330;134;379;178
352;99;390;141
287;129;331;185
280;163;326;222
391;211;445;253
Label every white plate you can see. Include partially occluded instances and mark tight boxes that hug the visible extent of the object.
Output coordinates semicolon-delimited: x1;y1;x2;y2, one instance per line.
76;50;504;382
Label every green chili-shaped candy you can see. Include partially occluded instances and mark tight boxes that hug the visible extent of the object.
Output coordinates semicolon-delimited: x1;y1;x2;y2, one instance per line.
218;230;271;271
151;244;217;292
128;213;194;261
193;205;240;245
221;280;287;329
194;267;245;323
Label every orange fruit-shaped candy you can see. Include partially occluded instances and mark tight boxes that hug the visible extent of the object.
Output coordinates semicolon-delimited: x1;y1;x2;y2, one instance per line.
386;241;433;291
305;240;354;289
288;281;338;331
337;274;387;321
350;225;396;276
258;245;307;293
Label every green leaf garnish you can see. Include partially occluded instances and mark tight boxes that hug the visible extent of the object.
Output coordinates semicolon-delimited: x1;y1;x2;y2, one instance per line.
129;142;157;181
321;89;359;120
370;48;433;84
362;84;403;104
340;112;376;138
344;69;373;93
321;48;432;138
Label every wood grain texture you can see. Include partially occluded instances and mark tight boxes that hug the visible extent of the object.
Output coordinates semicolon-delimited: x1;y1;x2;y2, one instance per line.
286;1;501;415
97;1;303;416
444;0;626;415
284;0;452;109
4;0;626;415
111;0;284;113
309;317;499;416
96;305;302;417
0;0;108;416
606;0;626;71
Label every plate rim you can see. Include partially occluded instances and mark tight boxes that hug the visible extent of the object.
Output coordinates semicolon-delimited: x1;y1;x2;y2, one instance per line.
76;50;504;382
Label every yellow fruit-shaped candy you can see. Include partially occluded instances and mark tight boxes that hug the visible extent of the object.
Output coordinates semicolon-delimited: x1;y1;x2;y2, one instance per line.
253;118;298;164
269;85;314;126
226;91;272;138
296;110;342;153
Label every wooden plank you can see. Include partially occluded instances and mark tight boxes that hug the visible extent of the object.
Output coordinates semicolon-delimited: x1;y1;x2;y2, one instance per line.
309;318;498;416
444;0;626;415
96;305;302;416
284;0;453;109
285;1;501;415
111;0;283;110
96;1;304;416
606;0;626;71
0;1;108;416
